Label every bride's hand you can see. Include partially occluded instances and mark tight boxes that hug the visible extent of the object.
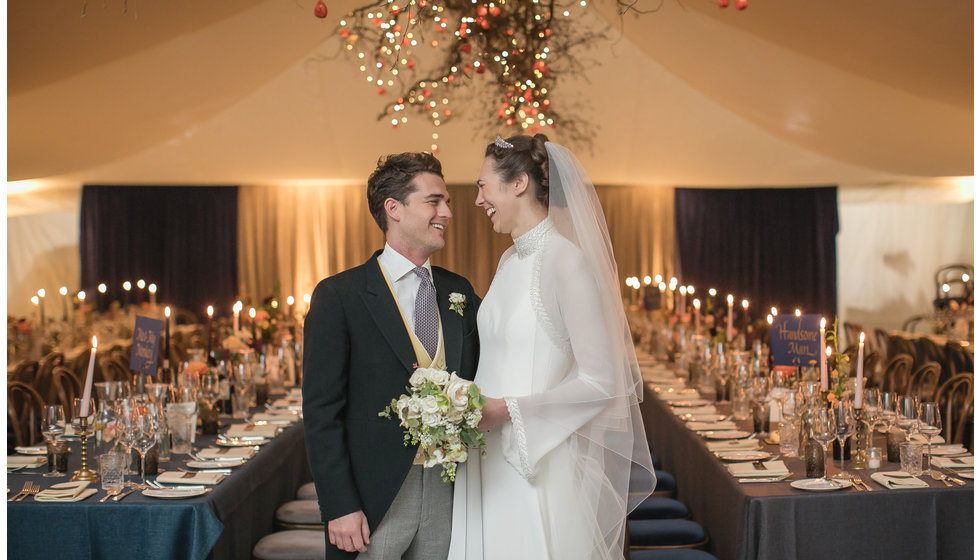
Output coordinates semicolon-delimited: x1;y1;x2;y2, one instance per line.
479;398;511;432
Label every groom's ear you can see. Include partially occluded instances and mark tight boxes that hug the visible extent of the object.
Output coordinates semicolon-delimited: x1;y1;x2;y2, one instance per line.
384;197;402;223
513;173;530;196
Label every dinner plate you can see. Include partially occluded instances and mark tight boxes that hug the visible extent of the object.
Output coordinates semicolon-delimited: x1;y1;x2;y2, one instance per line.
667;399;711;407
715;450;772;461
215;438;268;447
702;430;752;440
930;445;969;456
15;447;47;456
142;488;211;499
790;478;852;492
186;459;245;469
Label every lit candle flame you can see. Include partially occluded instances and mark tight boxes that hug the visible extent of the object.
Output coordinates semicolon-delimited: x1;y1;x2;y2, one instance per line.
92;335;98;349
859;331;865;343
766;314;773;324
207;305;214;318
643;275;652;285
249;307;257;319
98;283;107;293
286;296;295;305
78;291;86;301
693;299;701;309
137;279;146;289
123;281;132;291
726;294;734;305
770;306;778;316
164;306;171;318
820;317;826;329
654;274;663;284
741;299;749;310
708;288;717;297
303;293;311;304
59;286;68;296
37;288;46;298
31;295;39;305
148;284;157;294
794;309;801;317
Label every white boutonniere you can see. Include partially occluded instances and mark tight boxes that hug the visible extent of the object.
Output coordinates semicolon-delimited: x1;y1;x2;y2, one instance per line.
448;293;466;316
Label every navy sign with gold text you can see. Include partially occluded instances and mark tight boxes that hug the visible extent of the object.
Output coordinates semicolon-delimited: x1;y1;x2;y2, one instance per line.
769;314;820;367
130;315;163;374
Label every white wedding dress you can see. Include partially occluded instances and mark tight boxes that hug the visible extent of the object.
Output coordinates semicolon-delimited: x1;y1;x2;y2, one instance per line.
449;143;655;560
450;218;648;559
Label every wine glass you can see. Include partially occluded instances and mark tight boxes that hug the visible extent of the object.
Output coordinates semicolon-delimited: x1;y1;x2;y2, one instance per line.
810;408;836;483
130;404;157;483
40;405;66;478
918;402;942;475
895;395;919;441
832;400;856;480
862;388;882;448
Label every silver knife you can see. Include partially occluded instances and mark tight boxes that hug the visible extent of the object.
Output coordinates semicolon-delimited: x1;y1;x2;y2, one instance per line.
112;488;137;502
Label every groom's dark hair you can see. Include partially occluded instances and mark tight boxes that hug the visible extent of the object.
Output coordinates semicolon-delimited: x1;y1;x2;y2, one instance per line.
367;152;444;233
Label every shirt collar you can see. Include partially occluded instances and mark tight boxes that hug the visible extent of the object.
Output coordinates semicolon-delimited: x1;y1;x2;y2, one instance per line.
380;242;432;281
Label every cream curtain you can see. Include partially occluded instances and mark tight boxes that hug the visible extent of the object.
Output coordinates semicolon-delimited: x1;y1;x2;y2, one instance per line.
237;183;675;304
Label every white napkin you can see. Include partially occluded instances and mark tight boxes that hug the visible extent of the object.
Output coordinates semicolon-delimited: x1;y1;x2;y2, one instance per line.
728;460;790;478
931;456;974;469
870;472;930;489
688;421;737;431
197;447;255;460
7;455;47;468
707;439;760;452
157;470;225;485
659;389;702;401
35;481;98;502
226;424;280;438
270;397;303;410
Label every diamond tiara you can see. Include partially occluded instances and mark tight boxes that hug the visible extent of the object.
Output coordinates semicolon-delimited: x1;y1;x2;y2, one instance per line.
494;136;514;149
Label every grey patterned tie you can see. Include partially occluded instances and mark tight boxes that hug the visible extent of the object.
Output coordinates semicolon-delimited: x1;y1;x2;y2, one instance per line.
412;266;439;358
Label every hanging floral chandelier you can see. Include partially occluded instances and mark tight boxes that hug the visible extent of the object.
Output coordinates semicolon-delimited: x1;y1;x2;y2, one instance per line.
322;0;604;152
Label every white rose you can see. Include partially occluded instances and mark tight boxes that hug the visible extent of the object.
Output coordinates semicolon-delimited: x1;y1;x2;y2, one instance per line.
409;369;428;387
445;376;471;411
420;395;440;414
421;411;441;427
426;368;450;387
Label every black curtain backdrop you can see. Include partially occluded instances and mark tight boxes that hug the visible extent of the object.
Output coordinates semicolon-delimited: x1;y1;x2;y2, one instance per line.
674;186;838;319
80;186;239;321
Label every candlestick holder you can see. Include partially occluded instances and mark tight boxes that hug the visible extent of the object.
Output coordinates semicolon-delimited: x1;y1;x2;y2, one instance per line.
849;408;870;470
70;416;99;483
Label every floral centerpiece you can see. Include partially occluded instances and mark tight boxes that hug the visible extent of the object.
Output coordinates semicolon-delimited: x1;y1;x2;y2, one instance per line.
379;367;487;482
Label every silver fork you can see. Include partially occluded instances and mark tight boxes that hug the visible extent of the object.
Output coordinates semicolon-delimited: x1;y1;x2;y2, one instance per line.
8;481;31;502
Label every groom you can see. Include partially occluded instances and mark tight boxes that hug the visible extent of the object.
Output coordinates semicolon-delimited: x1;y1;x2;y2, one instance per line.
303;152;481;559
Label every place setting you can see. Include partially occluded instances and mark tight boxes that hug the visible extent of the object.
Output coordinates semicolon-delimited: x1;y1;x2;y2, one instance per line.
729;459;791;484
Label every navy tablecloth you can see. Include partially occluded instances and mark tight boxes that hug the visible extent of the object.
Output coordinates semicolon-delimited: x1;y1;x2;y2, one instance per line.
7;413;311;560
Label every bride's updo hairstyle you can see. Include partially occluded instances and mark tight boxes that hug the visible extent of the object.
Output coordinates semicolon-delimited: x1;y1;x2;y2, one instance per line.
484;133;550;206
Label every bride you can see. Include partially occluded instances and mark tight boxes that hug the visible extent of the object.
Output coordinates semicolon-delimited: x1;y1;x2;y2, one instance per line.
449;134;656;559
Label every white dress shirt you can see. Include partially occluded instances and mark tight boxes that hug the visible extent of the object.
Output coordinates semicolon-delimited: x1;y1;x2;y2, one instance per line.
377;243;432;332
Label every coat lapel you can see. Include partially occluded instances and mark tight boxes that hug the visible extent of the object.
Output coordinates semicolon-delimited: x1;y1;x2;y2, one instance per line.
433;269;463;374
362;255;417;374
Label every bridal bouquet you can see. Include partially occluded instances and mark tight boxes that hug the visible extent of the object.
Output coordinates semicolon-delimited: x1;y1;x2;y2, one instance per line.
379;367;487;482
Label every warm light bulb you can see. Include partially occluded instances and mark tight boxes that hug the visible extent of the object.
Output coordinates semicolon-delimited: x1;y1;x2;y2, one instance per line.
643;276;652;285
78;291;86;301
137;279;146;289
962;273;970;282
59;286;68;296
286;296;295;305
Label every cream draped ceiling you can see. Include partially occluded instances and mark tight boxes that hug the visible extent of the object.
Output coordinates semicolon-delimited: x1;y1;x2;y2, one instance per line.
7;0;972;187
6;0;973;331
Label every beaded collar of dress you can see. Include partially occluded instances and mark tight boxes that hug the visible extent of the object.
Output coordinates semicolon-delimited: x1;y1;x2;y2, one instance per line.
514;217;555;259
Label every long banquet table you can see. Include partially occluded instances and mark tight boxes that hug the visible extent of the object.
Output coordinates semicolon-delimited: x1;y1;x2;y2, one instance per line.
639;361;974;560
7;411;312;560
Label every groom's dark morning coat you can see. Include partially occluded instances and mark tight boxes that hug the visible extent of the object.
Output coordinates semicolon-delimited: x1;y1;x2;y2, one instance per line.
303;251;480;559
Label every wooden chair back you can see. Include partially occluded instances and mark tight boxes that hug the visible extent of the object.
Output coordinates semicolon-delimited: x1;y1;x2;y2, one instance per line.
934;373;974;451
906;361;941;401
914;337;946;376
843;322;864;352
50;366;82;412
8;381;46;449
10;359;39;384
881;354;914;395
873;329;891;361
946;342;974;376
103;356;134;385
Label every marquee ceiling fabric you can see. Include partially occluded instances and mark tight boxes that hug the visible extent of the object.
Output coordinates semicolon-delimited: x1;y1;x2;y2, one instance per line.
7;0;973;188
